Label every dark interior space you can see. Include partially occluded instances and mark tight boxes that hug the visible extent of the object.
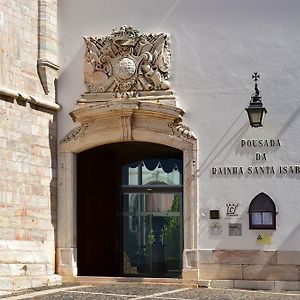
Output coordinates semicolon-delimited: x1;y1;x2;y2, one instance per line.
77;142;182;276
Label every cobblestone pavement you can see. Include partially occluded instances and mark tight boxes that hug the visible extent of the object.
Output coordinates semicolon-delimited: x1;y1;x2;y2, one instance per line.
2;285;300;300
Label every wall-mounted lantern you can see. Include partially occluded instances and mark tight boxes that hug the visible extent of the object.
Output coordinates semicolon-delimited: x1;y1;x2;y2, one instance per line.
245;73;267;127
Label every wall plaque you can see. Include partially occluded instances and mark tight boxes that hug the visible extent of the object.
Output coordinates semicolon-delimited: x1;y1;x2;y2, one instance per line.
209;222;222;235
226;203;239;217
210;210;220;219
229;223;242;236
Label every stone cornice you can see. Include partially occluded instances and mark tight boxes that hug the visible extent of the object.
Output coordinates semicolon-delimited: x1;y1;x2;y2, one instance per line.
0;86;61;111
79;90;175;102
69;100;184;124
37;59;59;71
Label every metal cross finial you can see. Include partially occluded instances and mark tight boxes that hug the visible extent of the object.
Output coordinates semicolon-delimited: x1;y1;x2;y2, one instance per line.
252;72;260;96
252;72;260;82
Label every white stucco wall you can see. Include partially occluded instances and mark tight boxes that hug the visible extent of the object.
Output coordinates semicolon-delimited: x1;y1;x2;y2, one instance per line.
58;0;300;251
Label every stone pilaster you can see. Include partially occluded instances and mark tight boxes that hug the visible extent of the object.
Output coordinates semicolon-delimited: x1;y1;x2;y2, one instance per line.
57;152;77;276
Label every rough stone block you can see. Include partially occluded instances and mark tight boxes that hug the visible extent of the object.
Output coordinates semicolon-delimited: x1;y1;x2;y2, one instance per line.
210;280;234;289
197;280;210;288
198;250;214;264
277;251;300;265
0;228;15;240
182;269;198;282
0;217;9;227
30;277;45;288
212;250;277;265
0;278;13;291
275;281;300;291
183;249;198;268
5;240;45;251
46;264;55;274
243;265;299;281
12;277;33;290
199;264;243;280
0;265;12;276
234;280;274;290
34;264;49;276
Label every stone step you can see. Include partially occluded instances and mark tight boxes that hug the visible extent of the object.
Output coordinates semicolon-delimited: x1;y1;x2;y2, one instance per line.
71;276;197;288
198;279;300;291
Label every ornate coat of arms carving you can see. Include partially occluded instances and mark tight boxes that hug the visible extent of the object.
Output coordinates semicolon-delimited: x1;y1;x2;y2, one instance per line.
84;26;171;95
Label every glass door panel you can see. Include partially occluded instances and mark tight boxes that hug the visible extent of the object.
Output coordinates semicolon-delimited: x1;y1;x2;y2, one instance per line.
122;192;182;277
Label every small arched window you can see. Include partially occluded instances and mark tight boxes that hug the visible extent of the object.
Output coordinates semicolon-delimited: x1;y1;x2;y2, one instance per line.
248;193;277;230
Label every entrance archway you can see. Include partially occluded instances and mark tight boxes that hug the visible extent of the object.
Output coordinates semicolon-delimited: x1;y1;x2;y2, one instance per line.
57;100;198;281
77;142;183;277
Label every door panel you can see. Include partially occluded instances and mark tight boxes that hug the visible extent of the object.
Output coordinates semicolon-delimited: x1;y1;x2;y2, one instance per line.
122;192;182;277
76;143;183;277
77;148;120;276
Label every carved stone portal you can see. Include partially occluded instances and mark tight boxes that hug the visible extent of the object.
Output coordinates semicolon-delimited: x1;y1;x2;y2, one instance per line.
84;26;171;96
58;27;198;282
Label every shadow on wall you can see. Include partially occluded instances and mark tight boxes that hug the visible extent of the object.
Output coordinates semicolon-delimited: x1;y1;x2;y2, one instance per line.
27;103;58;248
197;109;249;178
198;102;300;280
57;45;85;140
199;102;300;180
29;105;58;277
48;117;57;243
276;103;300;139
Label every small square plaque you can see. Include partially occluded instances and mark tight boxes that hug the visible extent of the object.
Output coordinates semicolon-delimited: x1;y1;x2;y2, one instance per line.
229;223;242;236
210;210;219;219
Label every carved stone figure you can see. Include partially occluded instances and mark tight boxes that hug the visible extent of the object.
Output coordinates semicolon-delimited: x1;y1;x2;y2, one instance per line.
84;26;171;94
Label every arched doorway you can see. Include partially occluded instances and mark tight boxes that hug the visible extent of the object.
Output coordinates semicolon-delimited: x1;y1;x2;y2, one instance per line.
77;142;183;277
57;100;198;281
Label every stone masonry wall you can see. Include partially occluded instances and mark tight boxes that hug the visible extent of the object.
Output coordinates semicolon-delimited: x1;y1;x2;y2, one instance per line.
0;0;57;100
0;100;58;290
198;250;300;290
0;0;60;291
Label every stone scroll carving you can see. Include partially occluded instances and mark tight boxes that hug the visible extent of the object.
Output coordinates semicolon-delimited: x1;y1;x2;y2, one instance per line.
60;125;88;144
169;119;196;140
84;26;171;95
